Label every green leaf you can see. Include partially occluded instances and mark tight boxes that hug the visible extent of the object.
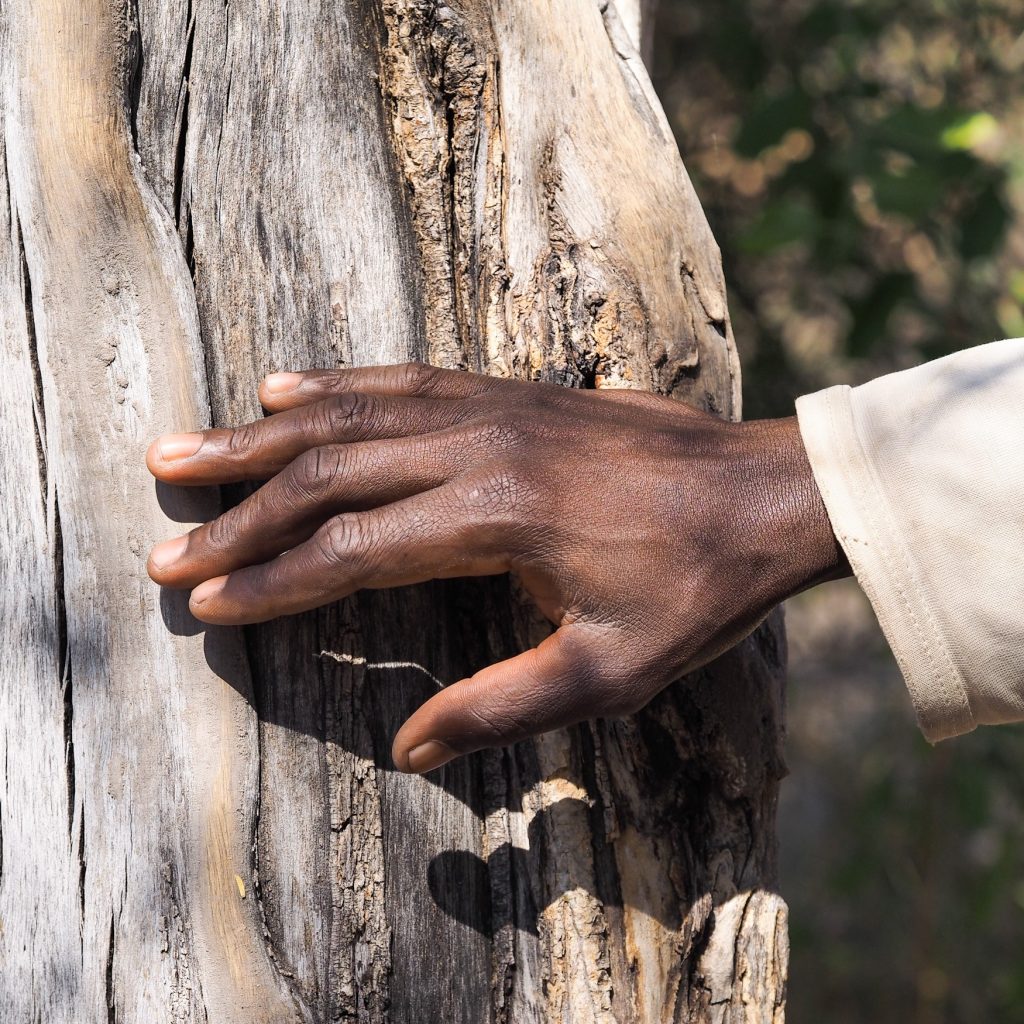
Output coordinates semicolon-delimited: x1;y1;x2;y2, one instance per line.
873;104;971;158
941;112;1000;151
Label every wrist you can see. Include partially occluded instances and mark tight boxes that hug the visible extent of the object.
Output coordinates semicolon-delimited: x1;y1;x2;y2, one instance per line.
730;415;851;608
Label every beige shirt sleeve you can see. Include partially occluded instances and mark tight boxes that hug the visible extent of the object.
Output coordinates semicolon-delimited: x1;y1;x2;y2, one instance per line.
795;339;1024;742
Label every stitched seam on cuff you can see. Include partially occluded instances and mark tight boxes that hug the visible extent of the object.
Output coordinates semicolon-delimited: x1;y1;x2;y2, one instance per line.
800;387;974;741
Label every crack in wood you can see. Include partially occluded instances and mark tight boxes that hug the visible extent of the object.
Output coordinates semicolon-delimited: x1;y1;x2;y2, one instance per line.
1;139;9;219
18;222;80;854
105;912;117;1024
126;0;144;154
77;809;87;921
172;8;195;229
54;492;76;844
17;224;47;509
244;628;298;993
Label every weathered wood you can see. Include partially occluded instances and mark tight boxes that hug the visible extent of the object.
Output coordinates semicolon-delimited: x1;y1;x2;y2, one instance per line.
0;0;788;1021
1;1;306;1020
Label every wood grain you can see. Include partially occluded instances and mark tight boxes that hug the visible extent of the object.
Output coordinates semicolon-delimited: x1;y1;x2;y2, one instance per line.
1;1;304;1019
0;0;788;1019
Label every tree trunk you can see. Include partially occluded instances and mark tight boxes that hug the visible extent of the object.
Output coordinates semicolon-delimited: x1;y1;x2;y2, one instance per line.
0;0;788;1021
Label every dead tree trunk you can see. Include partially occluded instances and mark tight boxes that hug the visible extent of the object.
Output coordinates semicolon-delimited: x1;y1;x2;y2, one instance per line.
0;0;788;1020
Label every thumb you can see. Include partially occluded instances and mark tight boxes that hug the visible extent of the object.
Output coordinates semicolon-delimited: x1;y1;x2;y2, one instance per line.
392;625;611;774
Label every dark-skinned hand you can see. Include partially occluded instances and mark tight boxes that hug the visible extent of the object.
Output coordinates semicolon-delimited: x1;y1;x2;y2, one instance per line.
147;363;847;773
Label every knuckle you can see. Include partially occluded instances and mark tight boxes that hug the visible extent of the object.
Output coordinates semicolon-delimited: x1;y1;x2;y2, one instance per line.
401;360;441;396
316;392;370;438
287;445;345;502
315;514;367;568
225;420;264;458
319;368;349;392
204;508;240;550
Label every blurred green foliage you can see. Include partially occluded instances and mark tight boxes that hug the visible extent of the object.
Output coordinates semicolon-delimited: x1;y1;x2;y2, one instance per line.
653;0;1024;417
650;3;1024;1021
779;584;1024;1024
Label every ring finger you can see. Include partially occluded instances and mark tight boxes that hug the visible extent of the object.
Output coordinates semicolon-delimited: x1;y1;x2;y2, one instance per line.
185;481;515;625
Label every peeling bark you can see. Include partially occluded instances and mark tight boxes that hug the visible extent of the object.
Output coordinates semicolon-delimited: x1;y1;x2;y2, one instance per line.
0;1;788;1021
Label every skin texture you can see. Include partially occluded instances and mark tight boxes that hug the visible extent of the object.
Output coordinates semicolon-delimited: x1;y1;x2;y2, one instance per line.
147;363;849;773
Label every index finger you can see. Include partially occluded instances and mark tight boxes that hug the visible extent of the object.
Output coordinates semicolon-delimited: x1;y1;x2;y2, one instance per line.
259;361;505;411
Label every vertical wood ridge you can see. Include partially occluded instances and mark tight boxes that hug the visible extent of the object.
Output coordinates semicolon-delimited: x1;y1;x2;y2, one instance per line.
1;0;307;1018
1;0;788;1018
18;225;47;506
0;37;84;1019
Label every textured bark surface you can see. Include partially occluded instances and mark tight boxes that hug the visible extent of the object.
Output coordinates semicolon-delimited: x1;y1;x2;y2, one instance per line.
0;1;788;1021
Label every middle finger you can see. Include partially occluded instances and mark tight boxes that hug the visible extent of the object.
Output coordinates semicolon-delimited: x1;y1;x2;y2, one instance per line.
148;430;468;588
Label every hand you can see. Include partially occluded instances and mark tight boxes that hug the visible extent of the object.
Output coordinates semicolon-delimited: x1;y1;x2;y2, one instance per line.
146;363;847;773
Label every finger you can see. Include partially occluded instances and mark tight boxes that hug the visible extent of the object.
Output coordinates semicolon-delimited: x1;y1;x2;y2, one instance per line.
258;361;504;412
148;433;466;588
186;481;515;624
147;391;468;485
391;625;621;773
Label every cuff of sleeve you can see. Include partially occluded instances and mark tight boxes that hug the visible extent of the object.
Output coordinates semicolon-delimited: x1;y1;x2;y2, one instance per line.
795;385;975;742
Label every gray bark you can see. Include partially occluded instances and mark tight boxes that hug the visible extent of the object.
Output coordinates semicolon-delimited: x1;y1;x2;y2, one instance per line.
0;0;788;1021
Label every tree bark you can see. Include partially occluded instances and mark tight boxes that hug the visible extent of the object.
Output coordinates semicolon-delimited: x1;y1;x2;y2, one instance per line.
0;1;788;1021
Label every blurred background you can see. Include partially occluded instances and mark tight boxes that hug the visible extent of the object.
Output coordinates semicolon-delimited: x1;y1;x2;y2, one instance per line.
650;2;1024;1021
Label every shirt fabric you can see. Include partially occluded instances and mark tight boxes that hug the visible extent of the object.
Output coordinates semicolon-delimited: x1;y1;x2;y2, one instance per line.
795;339;1024;742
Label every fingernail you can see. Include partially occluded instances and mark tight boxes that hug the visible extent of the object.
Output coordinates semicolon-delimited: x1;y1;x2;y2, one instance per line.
190;575;228;606
157;432;203;461
406;740;456;774
149;535;188;570
264;372;302;394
